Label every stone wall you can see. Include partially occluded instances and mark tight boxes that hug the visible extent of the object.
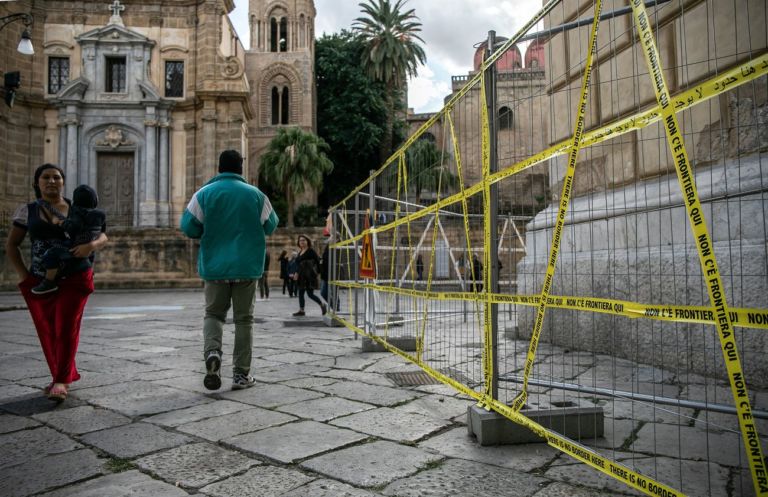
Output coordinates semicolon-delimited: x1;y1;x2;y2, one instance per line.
1;226;325;291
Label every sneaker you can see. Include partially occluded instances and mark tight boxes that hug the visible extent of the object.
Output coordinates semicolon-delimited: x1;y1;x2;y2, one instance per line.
232;373;256;390
293;310;305;316
203;350;222;390
31;279;58;295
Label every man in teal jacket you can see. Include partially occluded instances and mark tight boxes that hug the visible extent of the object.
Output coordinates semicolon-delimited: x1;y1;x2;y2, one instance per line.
181;150;278;390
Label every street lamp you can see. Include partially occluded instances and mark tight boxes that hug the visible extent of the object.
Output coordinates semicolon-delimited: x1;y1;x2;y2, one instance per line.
0;12;34;55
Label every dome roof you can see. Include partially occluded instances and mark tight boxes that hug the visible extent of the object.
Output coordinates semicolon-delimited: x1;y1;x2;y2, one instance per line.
473;44;523;71
525;38;546;68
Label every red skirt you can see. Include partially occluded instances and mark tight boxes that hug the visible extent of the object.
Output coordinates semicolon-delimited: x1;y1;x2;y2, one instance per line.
19;269;94;384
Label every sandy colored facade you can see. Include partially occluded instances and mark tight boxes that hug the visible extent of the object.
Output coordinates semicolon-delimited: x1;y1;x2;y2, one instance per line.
0;0;316;287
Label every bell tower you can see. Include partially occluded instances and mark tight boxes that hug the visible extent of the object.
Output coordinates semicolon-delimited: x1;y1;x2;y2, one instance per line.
245;0;316;185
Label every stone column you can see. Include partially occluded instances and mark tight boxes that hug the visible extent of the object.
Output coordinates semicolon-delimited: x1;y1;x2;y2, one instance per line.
140;114;158;226
157;121;170;226
64;113;79;197
201;102;217;181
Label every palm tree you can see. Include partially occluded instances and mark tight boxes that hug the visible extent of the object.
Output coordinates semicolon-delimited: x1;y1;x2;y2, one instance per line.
353;0;426;165
397;139;457;204
260;127;334;227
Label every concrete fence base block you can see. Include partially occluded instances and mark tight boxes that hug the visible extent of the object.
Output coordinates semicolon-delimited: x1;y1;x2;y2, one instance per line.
362;336;418;352
323;314;346;327
467;403;604;445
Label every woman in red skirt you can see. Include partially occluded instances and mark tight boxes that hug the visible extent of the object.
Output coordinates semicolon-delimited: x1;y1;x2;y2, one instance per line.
5;164;108;401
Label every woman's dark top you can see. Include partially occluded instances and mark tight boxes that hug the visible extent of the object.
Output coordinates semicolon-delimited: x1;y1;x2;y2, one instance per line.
13;200;105;278
295;248;320;290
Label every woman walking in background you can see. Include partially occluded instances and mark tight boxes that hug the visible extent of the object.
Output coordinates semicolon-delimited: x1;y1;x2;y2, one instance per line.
292;235;326;316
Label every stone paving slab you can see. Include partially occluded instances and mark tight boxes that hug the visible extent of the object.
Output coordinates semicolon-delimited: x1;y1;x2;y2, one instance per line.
280;376;338;389
0;448;104;497
199;464;314;497
0;383;42;400
218;382;325;408
266;351;332;363
330;406;450;442
281;479;381;497
394;393;473;421
544;460;645;496
32;405;131;434
0;391;87;415
531;482;628;496
381;458;548;497
277;395;375;421
0;426;82;468
630;422;743;467
74;381;212;416
225;420;369;463
300;440;443;488
0;355;50;381
38;470;189;497
313;369;399;387
135;442;259;490
176;406;297;441
0;413;40;433
312;380;420;406
419;426;558;472
79;421;192;458
144;399;254;427
251;364;331;383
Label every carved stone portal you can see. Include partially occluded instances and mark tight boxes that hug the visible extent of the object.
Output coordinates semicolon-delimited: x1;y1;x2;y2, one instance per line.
97;125;132;148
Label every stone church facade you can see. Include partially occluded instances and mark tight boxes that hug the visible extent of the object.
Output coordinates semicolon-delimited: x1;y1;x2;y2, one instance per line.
0;0;316;287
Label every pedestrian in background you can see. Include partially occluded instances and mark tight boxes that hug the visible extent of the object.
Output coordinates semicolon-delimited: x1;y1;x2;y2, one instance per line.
287;251;299;297
181;150;278;391
5;164;108;402
259;251;270;300
416;254;424;281
278;250;290;295
292;234;326;316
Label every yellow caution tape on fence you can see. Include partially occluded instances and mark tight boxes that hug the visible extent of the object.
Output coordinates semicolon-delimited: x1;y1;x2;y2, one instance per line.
330;52;768;254
630;1;767;494
511;0;604;413
332;280;768;331
332;309;685;497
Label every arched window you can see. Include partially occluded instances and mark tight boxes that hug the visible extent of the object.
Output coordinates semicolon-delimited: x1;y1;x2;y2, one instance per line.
299;14;306;48
419;132;436;143
499;106;513;129
270;18;278;52
281;87;289;124
271;86;290;125
530;58;539;68
279;18;288;51
271;87;280;124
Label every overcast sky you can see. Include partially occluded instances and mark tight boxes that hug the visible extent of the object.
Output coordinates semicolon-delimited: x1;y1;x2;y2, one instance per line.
229;0;544;113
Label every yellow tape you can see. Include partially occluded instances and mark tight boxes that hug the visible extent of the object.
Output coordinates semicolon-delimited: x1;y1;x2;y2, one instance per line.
334;280;768;331
512;0;604;413
630;1;767;494
330;53;768;254
333;305;684;497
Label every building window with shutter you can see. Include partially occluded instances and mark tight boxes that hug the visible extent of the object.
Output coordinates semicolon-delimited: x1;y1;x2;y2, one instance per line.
165;61;184;98
105;57;126;93
48;57;70;94
499;106;513;129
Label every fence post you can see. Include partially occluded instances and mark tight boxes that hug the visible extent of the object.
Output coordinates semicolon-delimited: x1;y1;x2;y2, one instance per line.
485;30;500;401
354;194;360;332
367;171;377;334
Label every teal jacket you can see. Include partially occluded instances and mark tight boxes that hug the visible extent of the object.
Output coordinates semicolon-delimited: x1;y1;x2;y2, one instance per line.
180;173;278;280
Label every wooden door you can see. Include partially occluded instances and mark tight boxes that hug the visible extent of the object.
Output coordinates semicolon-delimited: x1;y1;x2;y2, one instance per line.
97;152;134;226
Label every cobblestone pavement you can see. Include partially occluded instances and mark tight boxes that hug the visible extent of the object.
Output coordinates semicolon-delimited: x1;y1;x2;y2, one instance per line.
0;289;746;496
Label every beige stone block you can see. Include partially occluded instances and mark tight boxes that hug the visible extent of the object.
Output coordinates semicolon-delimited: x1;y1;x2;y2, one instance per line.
638;122;674;178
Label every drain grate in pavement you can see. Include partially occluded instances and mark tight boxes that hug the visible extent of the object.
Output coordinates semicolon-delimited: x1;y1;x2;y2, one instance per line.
385;371;441;386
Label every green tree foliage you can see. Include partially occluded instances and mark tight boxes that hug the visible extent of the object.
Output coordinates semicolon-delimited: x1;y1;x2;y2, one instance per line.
316;31;389;207
260;127;333;227
353;0;426;165
400;139;457;204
